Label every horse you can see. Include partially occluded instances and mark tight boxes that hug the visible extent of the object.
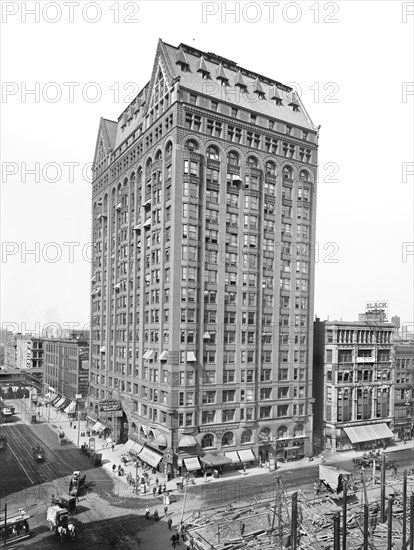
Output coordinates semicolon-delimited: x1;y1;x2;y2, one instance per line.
57;525;67;542
67;522;75;540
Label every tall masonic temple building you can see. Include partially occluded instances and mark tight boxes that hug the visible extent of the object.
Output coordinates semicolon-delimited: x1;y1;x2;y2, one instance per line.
90;40;319;475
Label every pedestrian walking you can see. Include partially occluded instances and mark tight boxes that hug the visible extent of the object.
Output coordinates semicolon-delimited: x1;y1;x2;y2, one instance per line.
145;506;150;519
170;533;178;548
243;464;247;475
155;476;159;486
111;443;115;452
203;472;207;483
112;464;116;473
164;505;168;516
167;518;173;530
70;421;73;428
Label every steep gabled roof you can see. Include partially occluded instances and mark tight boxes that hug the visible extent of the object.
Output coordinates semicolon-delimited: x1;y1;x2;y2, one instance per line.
92;117;117;168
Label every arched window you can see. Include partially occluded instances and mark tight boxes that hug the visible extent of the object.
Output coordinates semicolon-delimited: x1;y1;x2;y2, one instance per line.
201;433;214;448
184;139;199;152
131;422;137;433
227;151;239;166
246;156;258;168
155;149;163;161
299;170;310;181
241;429;252;444
140;426;147;438
259;427;271;441
283;165;293;180
294;424;304;437
266;161;276;176
165;141;173;155
222;431;234;446
206;145;220;161
148;430;155;442
277;426;288;439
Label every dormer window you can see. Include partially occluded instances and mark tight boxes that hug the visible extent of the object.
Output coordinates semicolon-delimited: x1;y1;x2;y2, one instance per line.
197;56;210;79
235;70;247;92
216;63;229;86
270;85;283;106
289;93;300;111
253;78;265;99
176;47;190;72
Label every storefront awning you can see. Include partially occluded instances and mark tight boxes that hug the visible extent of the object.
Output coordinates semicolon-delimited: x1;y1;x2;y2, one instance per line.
178;435;198;448
54;398;65;408
92;421;106;433
238;449;255;462
51;396;61;406
343;423;394;444
139;446;163;468
123;439;137;454
130;443;144;456
58;399;71;411
200;453;232;467
184;457;201;471
225;451;240;463
64;402;77;414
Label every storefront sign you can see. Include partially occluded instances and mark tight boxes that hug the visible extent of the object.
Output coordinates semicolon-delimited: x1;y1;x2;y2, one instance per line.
199;423;238;434
99;399;122;412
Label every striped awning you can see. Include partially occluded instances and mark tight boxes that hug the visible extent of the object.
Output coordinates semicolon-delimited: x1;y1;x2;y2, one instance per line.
343;423;394;444
54;398;65;408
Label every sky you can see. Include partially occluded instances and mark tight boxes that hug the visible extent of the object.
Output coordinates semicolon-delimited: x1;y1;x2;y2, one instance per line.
0;0;413;335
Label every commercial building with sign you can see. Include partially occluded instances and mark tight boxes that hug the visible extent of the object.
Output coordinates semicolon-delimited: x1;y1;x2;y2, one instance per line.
394;339;414;440
89;40;319;475
43;337;89;411
313;315;396;452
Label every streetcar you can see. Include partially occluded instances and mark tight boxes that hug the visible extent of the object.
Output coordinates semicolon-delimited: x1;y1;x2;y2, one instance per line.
0;511;32;545
1;407;15;423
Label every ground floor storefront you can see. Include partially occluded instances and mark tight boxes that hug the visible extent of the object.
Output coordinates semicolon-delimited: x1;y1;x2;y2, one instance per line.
324;422;395;451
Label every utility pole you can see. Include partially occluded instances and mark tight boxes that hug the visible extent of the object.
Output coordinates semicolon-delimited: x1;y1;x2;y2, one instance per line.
387;496;393;550
3;502;7;548
333;512;340;550
409;493;414;550
75;394;82;447
180;477;188;527
403;470;407;550
363;503;369;550
381;452;386;523
342;478;348;550
291;492;298;550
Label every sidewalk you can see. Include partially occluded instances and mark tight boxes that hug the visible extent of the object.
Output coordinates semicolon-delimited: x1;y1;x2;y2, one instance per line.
19;398;414;496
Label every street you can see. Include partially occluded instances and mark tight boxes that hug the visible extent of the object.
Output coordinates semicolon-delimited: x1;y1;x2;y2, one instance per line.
1;411;414;549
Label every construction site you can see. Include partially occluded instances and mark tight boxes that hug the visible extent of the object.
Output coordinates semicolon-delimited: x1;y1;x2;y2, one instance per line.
184;456;414;550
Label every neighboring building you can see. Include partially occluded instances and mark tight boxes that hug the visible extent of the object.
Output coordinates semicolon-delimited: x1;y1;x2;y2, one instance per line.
0;343;5;366
43;337;89;410
16;335;44;370
0;330;16;367
90;40;319;474
313;316;395;452
393;340;414;440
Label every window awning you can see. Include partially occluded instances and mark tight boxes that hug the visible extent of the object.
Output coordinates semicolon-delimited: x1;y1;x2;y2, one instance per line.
225;451;240;463
144;218;151;227
187;351;197;362
92;421;106;433
343;423;394;444
54;398;65;408
147;350;155;360
159;351;168;361
184;457;201;471
178;435;198;448
140;425;148;435
200;453;232;467
238;449;255;462
156;433;168;447
138;446;163;468
100;346;106;353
